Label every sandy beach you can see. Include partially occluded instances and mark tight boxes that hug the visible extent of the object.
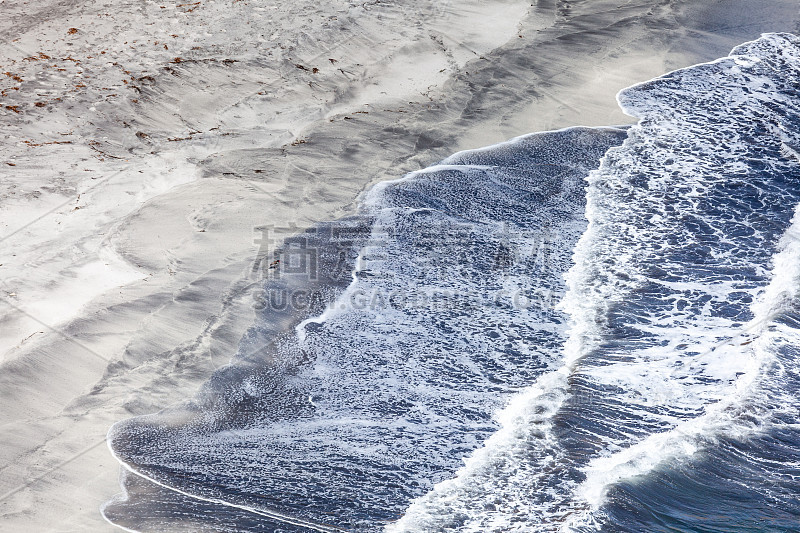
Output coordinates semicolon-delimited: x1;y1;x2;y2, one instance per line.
1;0;798;530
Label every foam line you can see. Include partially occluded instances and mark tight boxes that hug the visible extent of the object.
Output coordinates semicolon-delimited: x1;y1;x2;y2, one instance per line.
103;434;346;532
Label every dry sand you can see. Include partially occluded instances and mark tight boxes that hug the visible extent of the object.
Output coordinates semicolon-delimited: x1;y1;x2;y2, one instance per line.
0;0;798;531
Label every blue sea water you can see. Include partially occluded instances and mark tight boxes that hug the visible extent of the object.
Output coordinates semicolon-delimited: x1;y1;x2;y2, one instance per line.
104;33;800;532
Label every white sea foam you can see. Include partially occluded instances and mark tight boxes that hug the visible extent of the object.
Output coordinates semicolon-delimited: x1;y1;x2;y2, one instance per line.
569;203;800;525
390;33;800;532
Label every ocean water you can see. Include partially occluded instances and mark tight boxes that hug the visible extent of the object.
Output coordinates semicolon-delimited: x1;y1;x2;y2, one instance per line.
104;33;800;532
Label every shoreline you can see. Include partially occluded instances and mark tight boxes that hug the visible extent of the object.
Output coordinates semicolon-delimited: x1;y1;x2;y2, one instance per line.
1;0;799;530
103;124;629;531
